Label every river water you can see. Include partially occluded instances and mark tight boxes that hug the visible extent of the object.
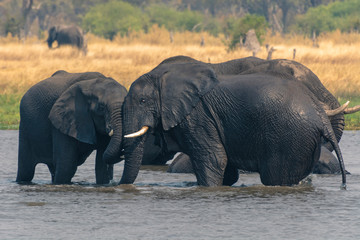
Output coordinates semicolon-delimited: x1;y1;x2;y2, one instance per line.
1;130;360;240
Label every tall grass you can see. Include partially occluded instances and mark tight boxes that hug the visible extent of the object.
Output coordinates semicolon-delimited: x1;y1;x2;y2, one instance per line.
1;27;359;129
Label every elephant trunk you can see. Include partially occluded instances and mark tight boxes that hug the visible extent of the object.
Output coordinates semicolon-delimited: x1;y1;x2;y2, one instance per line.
119;135;147;184
119;104;148;184
103;104;123;164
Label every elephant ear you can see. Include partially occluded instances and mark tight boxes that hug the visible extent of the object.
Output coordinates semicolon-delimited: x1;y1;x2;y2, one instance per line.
49;80;97;144
160;62;219;130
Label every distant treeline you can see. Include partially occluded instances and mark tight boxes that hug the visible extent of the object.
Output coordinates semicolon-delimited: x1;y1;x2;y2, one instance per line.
1;0;360;48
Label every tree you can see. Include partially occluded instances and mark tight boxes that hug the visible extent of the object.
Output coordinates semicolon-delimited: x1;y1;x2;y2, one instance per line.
145;4;203;32
82;0;144;40
291;0;360;35
227;14;268;50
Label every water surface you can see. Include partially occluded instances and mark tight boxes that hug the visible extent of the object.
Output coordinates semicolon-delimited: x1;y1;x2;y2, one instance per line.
1;130;360;239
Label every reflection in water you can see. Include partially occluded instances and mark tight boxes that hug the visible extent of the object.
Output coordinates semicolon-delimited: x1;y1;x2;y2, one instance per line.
1;130;360;239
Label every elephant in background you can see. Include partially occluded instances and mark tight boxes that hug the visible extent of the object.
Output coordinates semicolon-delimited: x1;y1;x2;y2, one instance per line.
17;71;127;184
47;25;87;55
168;147;350;175
120;60;346;187
167;153;193;174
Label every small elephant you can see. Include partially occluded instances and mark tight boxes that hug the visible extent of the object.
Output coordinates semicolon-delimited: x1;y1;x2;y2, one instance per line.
47;25;87;55
16;70;127;184
167;153;193;174
120;60;346;187
313;147;350;174
168;147;351;175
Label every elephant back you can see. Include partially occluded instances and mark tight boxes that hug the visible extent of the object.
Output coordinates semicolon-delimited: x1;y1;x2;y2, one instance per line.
238;59;344;150
20;71;107;128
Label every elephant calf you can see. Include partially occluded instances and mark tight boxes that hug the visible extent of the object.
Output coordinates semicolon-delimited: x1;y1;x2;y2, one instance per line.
17;71;127;184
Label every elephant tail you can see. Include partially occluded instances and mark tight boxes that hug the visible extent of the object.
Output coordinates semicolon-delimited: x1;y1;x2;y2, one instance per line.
321;116;347;190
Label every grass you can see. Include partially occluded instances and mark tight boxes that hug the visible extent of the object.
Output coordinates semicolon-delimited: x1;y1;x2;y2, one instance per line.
340;97;360;130
0;94;21;129
0;27;360;129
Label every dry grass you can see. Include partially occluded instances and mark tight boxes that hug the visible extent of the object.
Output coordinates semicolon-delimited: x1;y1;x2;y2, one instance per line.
1;28;360;97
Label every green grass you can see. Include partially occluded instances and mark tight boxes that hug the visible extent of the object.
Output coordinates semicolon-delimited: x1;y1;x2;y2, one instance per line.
339;96;360;130
0;94;359;130
0;94;22;130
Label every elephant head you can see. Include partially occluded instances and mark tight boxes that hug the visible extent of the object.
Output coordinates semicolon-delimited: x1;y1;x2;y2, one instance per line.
49;77;127;163
120;61;218;184
47;26;58;48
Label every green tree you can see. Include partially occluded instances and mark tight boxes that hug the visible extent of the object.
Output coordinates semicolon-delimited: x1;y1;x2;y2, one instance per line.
82;0;144;40
145;4;203;32
292;0;360;35
145;4;180;30
227;14;268;50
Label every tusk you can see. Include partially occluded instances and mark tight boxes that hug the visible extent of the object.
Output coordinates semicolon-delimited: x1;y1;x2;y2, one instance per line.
108;129;114;137
124;126;149;138
344;105;360;114
325;101;350;116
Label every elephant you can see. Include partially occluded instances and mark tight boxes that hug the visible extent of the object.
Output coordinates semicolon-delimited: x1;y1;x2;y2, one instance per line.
313;147;350;174
47;25;87;55
140;132;177;165
167;153;193;174
16;70;127;184
168;147;350;175
120;60;347;188
141;55;359;167
158;55;360;152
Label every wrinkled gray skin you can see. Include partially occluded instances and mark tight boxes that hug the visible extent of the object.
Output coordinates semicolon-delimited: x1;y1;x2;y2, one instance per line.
168;147;350;175
145;56;345;168
120;60;346;187
161;55;344;152
17;71;126;184
141;132;176;165
47;25;87;55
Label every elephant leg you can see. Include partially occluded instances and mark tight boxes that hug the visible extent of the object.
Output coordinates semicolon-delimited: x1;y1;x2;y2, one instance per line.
95;149;111;184
179;121;228;186
52;129;78;184
16;133;36;183
222;163;239;186
190;145;228;186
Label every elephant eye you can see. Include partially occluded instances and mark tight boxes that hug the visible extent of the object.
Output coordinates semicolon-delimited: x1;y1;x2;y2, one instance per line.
140;98;146;104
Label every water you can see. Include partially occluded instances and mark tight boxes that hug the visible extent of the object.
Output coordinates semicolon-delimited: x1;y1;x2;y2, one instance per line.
1;130;360;240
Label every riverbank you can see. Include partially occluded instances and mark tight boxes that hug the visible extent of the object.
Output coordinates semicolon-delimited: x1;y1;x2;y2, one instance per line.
1;30;359;129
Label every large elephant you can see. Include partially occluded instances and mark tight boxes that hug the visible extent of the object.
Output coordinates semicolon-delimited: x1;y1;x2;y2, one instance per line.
120;60;347;187
16;71;127;184
158;55;358;152
47;25;87;55
142;56;358;168
168;147;350;175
